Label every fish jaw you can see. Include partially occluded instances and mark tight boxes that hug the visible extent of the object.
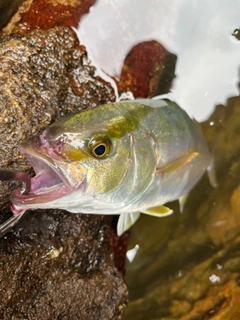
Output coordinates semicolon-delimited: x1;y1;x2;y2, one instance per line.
10;138;87;213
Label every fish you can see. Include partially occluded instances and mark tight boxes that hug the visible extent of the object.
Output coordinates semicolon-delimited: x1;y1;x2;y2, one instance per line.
8;99;211;236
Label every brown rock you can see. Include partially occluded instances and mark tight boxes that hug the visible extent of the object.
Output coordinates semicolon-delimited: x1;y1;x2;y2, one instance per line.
1;0;96;34
0;26;115;212
180;281;240;320
0;211;128;319
118;41;176;99
0;19;127;320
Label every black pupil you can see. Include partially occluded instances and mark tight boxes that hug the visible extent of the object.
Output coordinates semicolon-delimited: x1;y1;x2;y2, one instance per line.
94;144;106;156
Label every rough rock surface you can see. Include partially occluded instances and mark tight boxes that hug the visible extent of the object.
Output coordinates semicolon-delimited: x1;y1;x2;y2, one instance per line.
0;26;115;212
0;211;128;319
1;0;96;33
118;41;176;99
0;7;129;319
123;96;240;319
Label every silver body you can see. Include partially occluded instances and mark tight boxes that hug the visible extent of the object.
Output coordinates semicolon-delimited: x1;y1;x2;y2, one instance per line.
64;99;210;214
11;99;211;218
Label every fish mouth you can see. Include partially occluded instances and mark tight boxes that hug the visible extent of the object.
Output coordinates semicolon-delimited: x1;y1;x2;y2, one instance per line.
11;141;85;208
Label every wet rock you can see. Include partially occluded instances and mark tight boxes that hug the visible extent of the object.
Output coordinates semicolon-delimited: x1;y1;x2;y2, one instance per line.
0;22;126;320
180;280;240;320
0;26;115;212
123;96;240;319
1;0;96;34
0;211;128;319
118;41;176;99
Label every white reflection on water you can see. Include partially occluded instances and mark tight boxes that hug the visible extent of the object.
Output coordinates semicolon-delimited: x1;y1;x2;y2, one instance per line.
77;0;239;121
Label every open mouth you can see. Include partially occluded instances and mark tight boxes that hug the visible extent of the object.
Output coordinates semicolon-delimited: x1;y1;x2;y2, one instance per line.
11;143;74;206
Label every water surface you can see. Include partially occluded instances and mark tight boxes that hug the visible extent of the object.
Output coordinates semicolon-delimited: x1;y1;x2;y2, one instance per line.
77;0;240;120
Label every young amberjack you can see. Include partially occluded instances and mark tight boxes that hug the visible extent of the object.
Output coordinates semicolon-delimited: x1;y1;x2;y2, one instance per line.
10;99;211;236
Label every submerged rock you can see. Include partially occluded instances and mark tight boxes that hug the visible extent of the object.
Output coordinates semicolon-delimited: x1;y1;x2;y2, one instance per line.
123;96;240;319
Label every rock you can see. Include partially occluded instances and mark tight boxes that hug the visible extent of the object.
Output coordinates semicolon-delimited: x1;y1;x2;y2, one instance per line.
180;281;240;320
0;211;128;319
0;7;128;320
1;0;96;34
0;26;115;212
118;41;176;99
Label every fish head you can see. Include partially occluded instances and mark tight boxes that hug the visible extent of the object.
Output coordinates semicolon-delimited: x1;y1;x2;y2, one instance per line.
11;106;137;212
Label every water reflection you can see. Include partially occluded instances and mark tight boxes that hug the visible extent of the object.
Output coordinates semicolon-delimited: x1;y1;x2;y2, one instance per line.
77;0;240;121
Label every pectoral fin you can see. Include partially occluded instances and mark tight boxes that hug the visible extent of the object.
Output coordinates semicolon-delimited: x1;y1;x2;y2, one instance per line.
157;152;199;175
117;212;141;236
142;205;173;217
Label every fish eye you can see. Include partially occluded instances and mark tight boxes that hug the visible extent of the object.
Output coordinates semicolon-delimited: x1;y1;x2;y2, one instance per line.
89;140;112;159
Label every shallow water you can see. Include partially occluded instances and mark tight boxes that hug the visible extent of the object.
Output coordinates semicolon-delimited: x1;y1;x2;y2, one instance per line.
123;96;240;319
76;1;240;319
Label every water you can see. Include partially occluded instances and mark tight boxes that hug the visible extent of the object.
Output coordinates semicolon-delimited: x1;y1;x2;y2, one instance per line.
77;0;240;121
76;1;240;319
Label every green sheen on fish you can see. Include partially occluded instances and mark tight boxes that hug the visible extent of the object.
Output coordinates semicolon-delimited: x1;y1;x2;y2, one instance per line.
10;99;211;236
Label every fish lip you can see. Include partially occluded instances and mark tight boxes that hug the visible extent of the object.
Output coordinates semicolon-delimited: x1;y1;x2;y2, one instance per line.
11;141;85;207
